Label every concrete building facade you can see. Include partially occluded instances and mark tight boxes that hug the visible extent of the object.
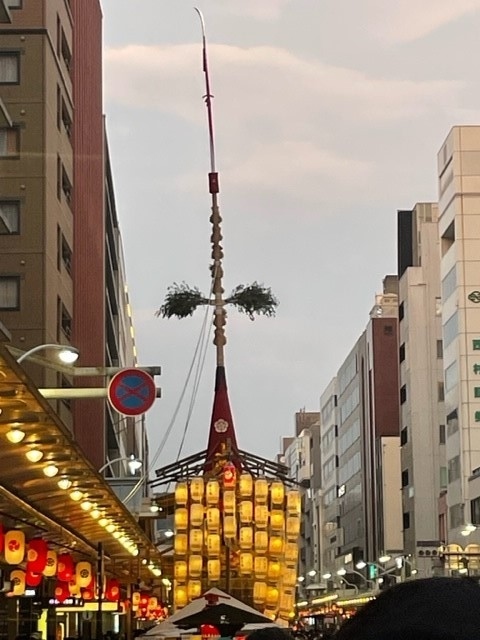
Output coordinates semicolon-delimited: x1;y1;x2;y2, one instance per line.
397;203;446;569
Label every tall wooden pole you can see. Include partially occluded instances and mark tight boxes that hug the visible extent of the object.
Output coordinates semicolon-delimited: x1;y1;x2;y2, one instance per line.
195;8;226;367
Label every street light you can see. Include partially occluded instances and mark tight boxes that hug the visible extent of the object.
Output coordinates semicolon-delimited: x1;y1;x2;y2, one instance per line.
378;554;391;563
322;572;332;580
16;343;80;364
98;454;143;476
308;569;317;577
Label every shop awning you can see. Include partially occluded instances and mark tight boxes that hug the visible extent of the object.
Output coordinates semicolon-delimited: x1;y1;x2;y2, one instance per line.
0;341;162;581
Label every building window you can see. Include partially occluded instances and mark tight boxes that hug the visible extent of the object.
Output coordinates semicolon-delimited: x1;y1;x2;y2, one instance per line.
58;299;72;339
0;200;19;234
448;455;461;483
475;387;480;399
401;469;409;488
439;424;446;444
61;166;72;204
440;466;448;488
443;310;458;348
471;497;480;526
437;340;443;358
7;0;22;7
0;53;19;84
57;229;72;275
449;503;464;529
400;384;407;404
403;512;410;529
399;343;405;363
0;127;19;156
442;265;456;303
399;302;404;321
400;427;408;446
61;98;72;139
438;382;445;402
60;28;72;72
0;276;20;310
447;409;458;437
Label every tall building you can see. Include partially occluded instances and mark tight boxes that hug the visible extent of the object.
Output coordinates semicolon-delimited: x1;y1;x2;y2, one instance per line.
327;278;402;582
397;203;446;570
0;0;144;475
437;126;480;544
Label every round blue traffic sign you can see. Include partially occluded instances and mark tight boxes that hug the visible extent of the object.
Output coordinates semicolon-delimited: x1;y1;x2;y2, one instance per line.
107;368;156;416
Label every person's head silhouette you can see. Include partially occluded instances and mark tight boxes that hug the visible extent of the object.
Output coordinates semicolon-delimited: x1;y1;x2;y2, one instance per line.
335;577;480;640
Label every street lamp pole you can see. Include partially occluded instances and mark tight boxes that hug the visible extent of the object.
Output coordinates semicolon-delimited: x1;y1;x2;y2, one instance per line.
16;343;80;364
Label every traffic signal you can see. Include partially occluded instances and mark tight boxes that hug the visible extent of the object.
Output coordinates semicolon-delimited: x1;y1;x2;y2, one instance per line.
367;563;378;580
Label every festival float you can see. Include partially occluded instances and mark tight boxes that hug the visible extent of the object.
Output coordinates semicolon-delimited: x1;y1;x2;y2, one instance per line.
150;9;301;624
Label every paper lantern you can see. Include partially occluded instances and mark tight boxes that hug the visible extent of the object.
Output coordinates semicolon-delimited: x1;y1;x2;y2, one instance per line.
255;530;269;554
174;585;188;609
132;591;141;607
175;482;188;505
189;555;202;578
175;508;188;531
25;568;42;587
239;501;253;524
140;593;149;608
148;596;158;610
268;561;281;581
255;478;269;503
174;533;188;555
239;526;253;550
187;580;202;600
223;462;236;488
76;561;92;588
253;581;267;605
223;515;236;539
207;534;221;557
190;477;204;502
68;578;81;596
239;553;253;575
285;542;299;563
10;570;26;596
266;586;279;607
269;536;284;557
286;490;301;515
279;593;295;617
190;529;203;553
207;507;220;532
5;530;25;565
57;553;74;582
55;580;70;603
174;561;187;581
286;516;300;539
208;559;221;582
223;491;236;514
283;568;297;587
27;538;48;573
0;523;4;553
206;480;220;505
270;510;285;531
82;576;95;601
270;481;285;505
254;505;269;528
201;624;220;640
190;503;204;528
106;578;120;602
43;549;57;577
254;556;268;579
239;473;253;497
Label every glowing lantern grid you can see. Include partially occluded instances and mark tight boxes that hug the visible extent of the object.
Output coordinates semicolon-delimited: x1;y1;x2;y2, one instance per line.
173;474;300;620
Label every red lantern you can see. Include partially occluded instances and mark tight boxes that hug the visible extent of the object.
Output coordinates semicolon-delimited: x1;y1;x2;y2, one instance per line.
201;624;220;640
105;578;120;602
25;569;42;587
27;539;48;573
82;576;96;601
223;462;236;488
140;592;149;608
54;580;70;603
57;553;74;582
0;523;4;553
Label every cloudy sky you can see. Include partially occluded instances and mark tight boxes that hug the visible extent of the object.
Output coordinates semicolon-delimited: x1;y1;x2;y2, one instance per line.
101;0;480;470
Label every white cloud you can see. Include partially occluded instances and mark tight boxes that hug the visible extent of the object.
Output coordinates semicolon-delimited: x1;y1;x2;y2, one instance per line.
364;0;480;42
217;0;293;20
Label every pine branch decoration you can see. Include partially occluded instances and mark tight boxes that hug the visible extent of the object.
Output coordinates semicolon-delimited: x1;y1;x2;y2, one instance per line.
226;282;279;321
155;282;208;319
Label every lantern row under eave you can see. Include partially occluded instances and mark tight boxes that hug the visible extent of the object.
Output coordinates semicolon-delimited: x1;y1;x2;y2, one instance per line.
173;472;301;621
